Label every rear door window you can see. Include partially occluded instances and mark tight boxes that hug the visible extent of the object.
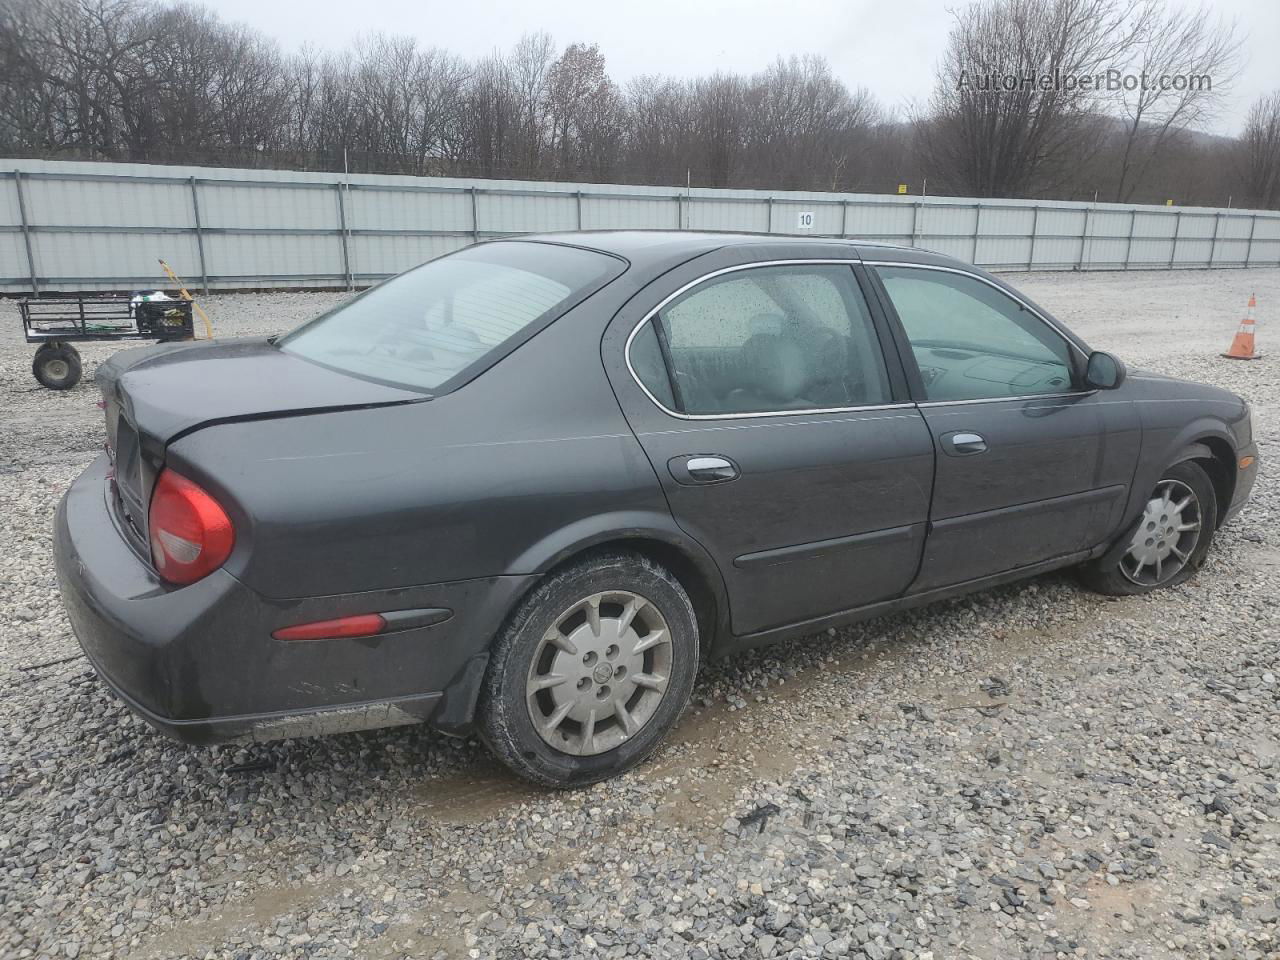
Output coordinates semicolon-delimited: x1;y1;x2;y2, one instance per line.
632;264;891;415
280;242;621;392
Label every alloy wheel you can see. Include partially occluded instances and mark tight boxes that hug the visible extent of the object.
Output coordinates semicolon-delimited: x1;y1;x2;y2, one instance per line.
525;590;673;756
1120;478;1202;586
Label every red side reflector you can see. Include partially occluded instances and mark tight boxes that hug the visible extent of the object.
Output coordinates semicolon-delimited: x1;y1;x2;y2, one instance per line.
273;614;387;642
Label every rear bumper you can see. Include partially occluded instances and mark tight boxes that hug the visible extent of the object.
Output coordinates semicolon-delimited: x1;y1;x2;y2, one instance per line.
55;453;533;744
80;651;445;744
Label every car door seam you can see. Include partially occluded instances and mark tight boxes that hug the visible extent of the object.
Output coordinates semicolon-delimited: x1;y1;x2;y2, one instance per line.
734;523;921;569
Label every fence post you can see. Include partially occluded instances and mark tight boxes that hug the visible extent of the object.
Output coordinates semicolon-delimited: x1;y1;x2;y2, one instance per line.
1245;214;1256;267
767;196;774;234
1077;207;1091;271
910;201;920;248
840;200;849;239
470;187;481;243
188;177;209;295
13;170;38;296
1027;205;1040;270
335;181;353;292
675;193;683;230
1124;209;1137;270
575;190;583;230
1168;210;1182;269
971;203;981;263
1209;211;1221;269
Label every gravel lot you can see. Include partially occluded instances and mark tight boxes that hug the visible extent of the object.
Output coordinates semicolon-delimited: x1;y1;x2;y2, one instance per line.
3;267;1279;960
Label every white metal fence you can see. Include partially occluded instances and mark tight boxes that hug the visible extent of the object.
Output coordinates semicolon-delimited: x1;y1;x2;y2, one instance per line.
3;158;1278;294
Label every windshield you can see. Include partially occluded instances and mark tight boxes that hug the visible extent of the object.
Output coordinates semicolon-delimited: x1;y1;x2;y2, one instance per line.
278;241;620;391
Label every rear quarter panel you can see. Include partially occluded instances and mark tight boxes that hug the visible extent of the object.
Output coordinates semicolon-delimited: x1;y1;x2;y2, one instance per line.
168;281;676;600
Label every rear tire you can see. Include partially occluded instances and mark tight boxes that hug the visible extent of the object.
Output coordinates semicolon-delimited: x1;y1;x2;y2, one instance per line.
478;551;699;787
33;343;82;390
1079;460;1218;596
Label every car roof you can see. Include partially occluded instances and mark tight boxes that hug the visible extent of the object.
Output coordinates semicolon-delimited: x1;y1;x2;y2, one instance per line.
504;230;1077;349
512;230;964;268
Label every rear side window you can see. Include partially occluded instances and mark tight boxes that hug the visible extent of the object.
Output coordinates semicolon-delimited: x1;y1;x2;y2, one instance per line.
629;321;676;410
279;242;620;392
631;264;890;415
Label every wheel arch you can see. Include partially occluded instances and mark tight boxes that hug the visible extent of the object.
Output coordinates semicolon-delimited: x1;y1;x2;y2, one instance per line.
1169;436;1236;528
509;512;731;660
433;513;731;737
1097;420;1238;572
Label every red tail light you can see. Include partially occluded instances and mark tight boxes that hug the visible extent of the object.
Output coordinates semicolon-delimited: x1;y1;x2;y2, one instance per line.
148;469;235;585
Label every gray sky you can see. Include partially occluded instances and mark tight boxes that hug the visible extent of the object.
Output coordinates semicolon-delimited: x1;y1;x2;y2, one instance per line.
209;0;1279;134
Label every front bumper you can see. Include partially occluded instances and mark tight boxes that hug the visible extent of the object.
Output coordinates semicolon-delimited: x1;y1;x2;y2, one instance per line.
1223;440;1259;524
54;453;533;744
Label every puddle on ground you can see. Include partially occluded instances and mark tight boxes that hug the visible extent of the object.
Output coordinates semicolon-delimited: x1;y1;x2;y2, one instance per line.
1240;542;1280;569
139;588;1175;958
409;758;545;825
126;877;342;960
405;603;1112;832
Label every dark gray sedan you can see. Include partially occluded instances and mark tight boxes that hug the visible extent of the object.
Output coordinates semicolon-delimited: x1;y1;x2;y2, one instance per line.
54;233;1258;786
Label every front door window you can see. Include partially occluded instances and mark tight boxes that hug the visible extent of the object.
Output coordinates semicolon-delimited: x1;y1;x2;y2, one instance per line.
875;266;1075;402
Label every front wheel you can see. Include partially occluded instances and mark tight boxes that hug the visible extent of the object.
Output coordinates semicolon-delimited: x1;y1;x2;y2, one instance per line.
1079;460;1218;596
478;551;699;787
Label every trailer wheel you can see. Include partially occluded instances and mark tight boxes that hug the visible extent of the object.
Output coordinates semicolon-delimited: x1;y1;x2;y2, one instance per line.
33;343;82;390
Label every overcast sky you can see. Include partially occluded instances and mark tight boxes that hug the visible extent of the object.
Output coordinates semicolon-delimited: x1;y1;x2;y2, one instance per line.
206;0;1279;135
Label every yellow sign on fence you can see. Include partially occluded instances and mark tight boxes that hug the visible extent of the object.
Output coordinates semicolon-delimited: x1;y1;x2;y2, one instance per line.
897;183;908;195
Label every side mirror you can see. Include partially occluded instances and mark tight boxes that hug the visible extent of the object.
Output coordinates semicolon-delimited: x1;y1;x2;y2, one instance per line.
1084;350;1126;390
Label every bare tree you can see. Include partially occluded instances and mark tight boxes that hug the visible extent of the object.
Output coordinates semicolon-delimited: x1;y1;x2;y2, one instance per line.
141;4;289;160
411;49;470;173
1110;1;1240;201
691;73;746;188
546;43;621;179
744;55;883;190
622;75;695;185
0;0;57;153
917;0;1149;197
31;0;161;160
462;50;517;177
283;45;321;164
507;32;555;177
0;0;1264;202
1242;91;1280;209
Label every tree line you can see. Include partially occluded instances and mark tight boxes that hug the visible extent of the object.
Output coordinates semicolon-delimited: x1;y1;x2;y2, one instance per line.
1;0;1278;209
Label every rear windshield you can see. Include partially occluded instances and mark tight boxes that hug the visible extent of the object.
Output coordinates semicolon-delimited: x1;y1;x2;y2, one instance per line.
278;241;620;392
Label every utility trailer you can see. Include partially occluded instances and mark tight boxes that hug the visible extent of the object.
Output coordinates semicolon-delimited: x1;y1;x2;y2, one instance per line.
20;295;194;390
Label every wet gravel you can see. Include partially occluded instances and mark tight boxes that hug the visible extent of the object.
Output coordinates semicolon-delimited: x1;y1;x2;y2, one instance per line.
2;269;1279;960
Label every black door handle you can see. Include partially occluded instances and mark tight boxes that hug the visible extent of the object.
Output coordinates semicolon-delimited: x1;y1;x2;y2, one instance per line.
941;431;987;456
669;454;739;484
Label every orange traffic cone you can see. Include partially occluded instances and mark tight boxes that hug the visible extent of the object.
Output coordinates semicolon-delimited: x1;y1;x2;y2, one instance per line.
1222;294;1260;360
